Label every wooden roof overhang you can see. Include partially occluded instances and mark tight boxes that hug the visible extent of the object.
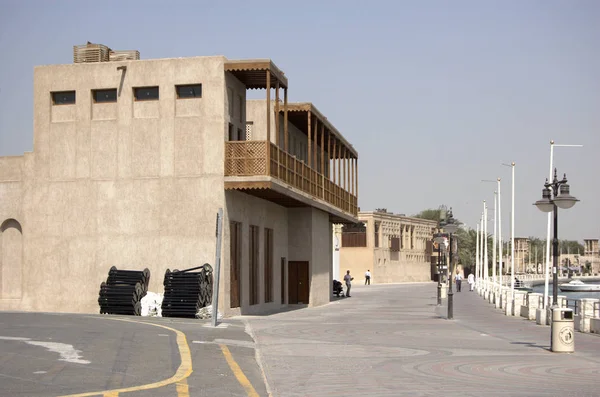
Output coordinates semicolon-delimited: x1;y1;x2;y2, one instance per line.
282;103;358;159
224;59;288;90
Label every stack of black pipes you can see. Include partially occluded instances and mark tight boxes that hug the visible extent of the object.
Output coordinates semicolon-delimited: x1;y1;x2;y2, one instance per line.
98;266;150;316
162;264;213;318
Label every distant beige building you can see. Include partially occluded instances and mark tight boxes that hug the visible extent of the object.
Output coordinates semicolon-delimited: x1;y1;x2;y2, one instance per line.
338;210;436;283
0;43;359;316
514;237;529;274
584;238;599;274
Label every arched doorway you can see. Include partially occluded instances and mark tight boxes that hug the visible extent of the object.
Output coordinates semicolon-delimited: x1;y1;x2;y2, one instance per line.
1;219;23;299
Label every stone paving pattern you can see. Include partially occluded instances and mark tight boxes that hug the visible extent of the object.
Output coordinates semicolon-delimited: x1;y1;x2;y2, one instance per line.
246;283;600;397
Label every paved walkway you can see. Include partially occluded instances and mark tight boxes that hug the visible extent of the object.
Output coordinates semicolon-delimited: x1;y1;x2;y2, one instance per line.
245;283;600;397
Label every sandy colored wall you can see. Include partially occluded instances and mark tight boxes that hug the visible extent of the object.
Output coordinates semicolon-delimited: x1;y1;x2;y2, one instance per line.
339;247;373;283
223;190;289;316
0;56;228;313
310;208;332;307
372;249;432;283
288;207;333;307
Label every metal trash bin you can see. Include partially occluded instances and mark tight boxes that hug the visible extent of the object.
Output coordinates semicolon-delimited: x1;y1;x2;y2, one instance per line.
551;307;574;353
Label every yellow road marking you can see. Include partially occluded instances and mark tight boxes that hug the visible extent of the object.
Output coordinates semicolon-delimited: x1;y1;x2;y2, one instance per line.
220;344;259;397
176;377;189;395
58;318;192;397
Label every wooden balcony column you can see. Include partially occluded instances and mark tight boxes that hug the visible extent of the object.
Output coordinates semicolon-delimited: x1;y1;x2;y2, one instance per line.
337;140;341;188
345;147;349;192
355;157;359;203
350;155;354;196
320;123;325;175
284;88;288;152
313;117;318;170
332;138;337;184
307;111;312;168
266;70;271;167
320;123;325;197
275;81;280;178
344;147;348;210
283;88;289;183
275;81;280;147
327;132;331;180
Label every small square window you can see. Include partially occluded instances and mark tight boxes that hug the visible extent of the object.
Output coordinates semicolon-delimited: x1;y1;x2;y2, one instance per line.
176;84;202;99
93;89;117;103
52;91;76;105
134;86;159;101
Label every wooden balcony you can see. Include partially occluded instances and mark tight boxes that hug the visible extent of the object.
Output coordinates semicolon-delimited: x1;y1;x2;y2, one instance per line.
224;141;358;220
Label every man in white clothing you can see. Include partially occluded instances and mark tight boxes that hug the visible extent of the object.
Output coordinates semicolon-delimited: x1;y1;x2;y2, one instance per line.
467;272;475;291
365;270;371;285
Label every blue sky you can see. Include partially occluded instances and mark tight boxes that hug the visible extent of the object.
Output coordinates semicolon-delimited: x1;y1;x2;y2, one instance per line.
0;0;598;242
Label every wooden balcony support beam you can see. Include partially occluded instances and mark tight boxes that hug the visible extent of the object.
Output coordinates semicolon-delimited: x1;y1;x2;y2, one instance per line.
284;88;288;152
320;123;325;175
275;81;280;147
327;131;331;179
355;158;359;205
266;70;271;168
307;110;312;169
313;117;318;170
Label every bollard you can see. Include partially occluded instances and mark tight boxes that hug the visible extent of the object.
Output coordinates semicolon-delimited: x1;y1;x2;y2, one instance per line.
524;293;541;320
576;298;600;333
513;290;527;317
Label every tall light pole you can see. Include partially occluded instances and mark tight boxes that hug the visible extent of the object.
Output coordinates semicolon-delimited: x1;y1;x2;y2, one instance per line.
476;223;480;289
480;212;484;287
484;201;489;290
498;178;503;288
482;180;496;287
502;162;516;300
493;192;497;286
543;141;583;309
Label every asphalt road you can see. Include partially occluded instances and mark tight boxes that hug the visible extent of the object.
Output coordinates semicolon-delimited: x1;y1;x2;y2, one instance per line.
0;312;267;397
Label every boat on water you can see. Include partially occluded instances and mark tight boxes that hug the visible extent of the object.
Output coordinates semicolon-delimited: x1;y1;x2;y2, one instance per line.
558;279;600;292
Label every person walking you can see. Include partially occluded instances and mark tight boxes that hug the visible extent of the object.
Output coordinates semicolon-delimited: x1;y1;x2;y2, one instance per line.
364;269;371;285
344;270;354;297
455;272;463;292
467;272;475;291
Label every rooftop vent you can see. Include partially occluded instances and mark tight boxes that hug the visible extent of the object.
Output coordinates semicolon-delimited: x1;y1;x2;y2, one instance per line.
73;42;140;64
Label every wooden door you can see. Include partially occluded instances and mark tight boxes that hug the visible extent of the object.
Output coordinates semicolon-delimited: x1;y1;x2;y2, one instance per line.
288;261;309;304
229;221;241;308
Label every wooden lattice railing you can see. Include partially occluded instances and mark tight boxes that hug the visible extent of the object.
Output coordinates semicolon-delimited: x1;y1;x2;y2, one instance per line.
225;141;358;216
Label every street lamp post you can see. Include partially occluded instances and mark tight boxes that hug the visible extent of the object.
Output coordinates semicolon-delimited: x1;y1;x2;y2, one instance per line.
502;162;516;303
534;169;579;306
475;223;480;291
483;201;488;291
441;208;459;320
437;234;442;306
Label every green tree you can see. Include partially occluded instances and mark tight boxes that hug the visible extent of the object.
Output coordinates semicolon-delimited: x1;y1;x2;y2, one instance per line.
558;240;585;254
413;208;445;222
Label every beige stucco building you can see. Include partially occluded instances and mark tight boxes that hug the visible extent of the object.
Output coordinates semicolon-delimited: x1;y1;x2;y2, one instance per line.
514;237;529;274
583;239;599;274
0;43;359;317
338;210;436;283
